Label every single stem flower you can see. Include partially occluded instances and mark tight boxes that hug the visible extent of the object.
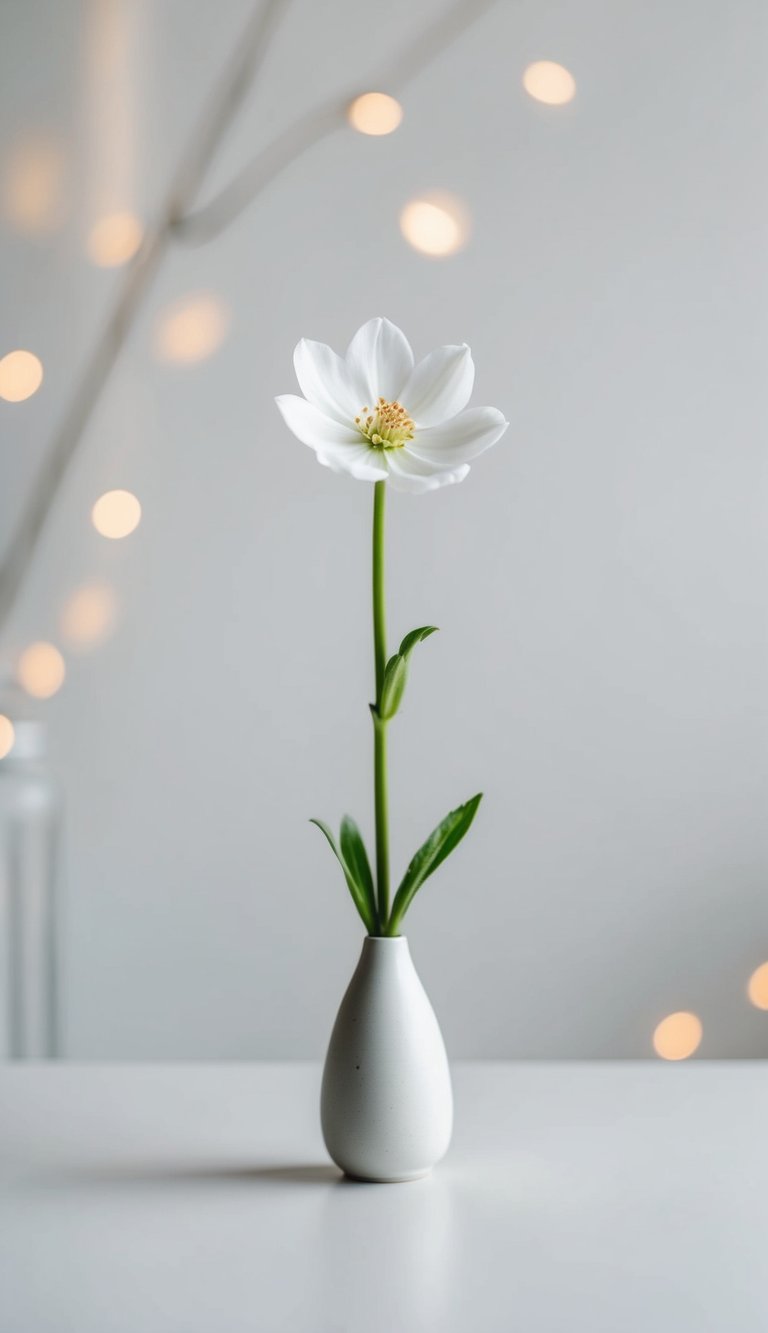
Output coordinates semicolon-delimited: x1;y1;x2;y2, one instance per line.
277;317;507;933
276;316;508;492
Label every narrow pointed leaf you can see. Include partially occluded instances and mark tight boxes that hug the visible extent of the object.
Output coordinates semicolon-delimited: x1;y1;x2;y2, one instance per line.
340;816;378;932
387;793;483;935
310;819;376;933
379;653;407;720
378;627;438;721
399;625;438;660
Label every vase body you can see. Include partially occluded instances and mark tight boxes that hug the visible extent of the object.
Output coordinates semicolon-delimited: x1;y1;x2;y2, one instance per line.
321;936;452;1182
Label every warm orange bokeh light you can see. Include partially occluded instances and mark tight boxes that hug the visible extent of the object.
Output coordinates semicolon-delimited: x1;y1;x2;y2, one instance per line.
17;642;66;699
87;212;143;267
59;581;117;649
0;350;44;402
0;715;15;760
348;92;403;136
2;134;66;233
399;193;471;258
153;294;230;364
652;1011;702;1061
91;489;141;539
522;61;576;106
747;962;768;1010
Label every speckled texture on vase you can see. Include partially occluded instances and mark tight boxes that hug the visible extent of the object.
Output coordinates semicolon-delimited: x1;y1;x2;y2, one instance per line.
321;936;453;1182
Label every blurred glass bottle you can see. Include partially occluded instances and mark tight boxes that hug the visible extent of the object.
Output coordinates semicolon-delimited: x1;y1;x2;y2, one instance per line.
0;713;62;1059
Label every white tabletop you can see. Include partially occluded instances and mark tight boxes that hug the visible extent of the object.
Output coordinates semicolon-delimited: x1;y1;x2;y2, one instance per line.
1;1062;765;1332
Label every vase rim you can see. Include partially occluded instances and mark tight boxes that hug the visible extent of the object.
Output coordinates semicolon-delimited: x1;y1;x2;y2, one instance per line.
364;934;407;944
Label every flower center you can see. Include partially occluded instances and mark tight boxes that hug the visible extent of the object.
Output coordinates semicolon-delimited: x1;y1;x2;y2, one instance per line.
355;398;414;449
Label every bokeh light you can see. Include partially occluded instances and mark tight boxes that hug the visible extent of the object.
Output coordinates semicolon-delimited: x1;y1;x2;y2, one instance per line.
87;212;143;267
153;294;230;364
652;1011;702;1061
59;580;117;649
2;134;66;233
91;489;141;539
348;92;403;136
0;715;15;760
747;961;768;1010
17;642;66;699
522;61;577;106
399;192;471;258
0;350;44;402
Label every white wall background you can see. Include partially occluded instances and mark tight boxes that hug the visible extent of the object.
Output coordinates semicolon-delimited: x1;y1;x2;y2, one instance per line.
1;0;767;1058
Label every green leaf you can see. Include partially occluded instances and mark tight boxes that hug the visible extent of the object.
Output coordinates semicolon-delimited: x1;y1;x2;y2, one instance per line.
378;627;439;721
399;625;438;659
310;819;376;934
340;816;378;932
386;793;483;935
379;653;407;720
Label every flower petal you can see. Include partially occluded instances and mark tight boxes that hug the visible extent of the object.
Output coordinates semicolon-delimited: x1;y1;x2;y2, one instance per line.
345;317;414;406
293;339;358;425
275;395;387;480
317;447;388;482
385;449;470;494
408;406;508;467
276;394;361;448
399;344;474;427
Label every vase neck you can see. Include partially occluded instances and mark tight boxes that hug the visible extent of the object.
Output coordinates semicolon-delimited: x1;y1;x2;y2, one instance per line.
358;935;412;978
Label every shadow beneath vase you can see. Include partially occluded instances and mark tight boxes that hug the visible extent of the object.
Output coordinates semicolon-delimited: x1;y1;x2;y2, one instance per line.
20;1160;346;1192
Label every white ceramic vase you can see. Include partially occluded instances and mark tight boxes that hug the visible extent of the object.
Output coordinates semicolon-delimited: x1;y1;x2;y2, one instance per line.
320;936;453;1182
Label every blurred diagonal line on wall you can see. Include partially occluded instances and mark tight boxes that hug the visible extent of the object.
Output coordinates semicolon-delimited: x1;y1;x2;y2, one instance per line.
0;0;291;633
175;0;500;244
0;0;499;634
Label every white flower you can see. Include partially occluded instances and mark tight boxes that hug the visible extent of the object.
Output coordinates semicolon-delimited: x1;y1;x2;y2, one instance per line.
275;317;508;493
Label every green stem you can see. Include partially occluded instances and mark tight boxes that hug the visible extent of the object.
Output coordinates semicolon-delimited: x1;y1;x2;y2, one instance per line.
372;480;390;930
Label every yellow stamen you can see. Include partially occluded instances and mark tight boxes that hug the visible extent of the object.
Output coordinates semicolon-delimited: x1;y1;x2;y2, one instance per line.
355;397;415;449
